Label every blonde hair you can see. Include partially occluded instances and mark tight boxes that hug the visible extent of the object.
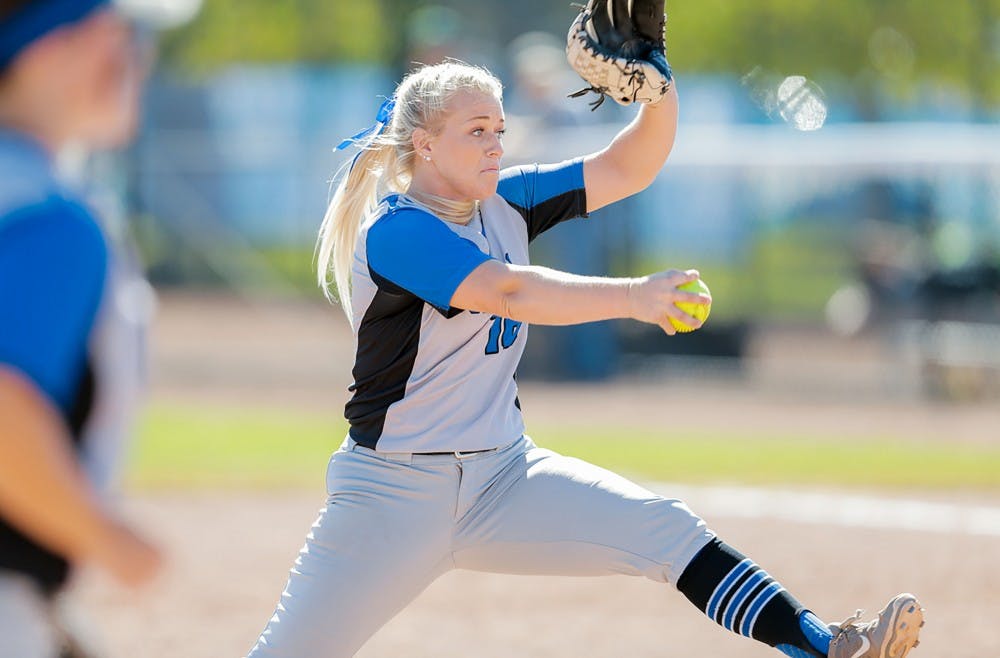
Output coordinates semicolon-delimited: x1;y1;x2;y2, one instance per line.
316;61;503;324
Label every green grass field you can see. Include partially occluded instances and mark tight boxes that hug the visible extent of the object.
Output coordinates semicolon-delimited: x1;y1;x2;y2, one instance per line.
128;403;1000;492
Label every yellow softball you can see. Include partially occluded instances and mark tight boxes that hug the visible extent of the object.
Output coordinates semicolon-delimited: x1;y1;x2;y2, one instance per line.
669;278;712;333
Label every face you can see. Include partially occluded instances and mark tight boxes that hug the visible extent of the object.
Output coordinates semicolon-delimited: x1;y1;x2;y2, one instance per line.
414;90;505;202
49;8;145;148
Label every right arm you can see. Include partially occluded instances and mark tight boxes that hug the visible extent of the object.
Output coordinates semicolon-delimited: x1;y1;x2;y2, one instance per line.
451;260;710;336
0;368;160;587
366;208;710;335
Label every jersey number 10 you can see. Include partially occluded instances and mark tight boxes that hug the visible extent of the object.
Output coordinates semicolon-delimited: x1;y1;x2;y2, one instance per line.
485;315;522;355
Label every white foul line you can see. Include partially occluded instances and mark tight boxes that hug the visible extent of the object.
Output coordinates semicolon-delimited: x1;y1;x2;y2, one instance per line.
649;482;1000;538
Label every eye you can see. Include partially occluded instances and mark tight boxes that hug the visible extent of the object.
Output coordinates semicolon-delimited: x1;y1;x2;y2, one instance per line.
496;129;506;139
472;128;484;136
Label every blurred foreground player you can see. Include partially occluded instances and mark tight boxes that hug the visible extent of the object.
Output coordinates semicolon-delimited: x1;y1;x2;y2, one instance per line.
0;1;192;655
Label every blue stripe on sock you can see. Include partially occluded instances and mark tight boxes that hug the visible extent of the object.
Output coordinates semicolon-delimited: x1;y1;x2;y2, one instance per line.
722;570;769;631
799;610;834;655
706;559;753;620
776;644;818;658
740;582;784;637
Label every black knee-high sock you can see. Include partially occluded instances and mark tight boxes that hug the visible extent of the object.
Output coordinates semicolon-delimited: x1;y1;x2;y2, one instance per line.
676;537;824;657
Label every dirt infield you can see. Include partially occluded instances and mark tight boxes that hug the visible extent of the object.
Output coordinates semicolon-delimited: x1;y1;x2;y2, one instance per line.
74;490;999;657
66;292;1000;657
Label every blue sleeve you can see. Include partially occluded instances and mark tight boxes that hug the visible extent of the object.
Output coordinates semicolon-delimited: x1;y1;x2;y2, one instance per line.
497;157;588;242
366;208;491;313
0;200;107;413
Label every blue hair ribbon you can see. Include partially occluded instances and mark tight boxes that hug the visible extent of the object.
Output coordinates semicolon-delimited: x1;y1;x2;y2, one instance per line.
335;97;396;152
0;0;108;70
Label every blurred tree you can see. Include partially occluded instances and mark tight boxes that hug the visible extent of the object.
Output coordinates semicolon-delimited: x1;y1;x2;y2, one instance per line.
159;0;388;72
667;0;1000;115
158;0;999;112
378;0;425;72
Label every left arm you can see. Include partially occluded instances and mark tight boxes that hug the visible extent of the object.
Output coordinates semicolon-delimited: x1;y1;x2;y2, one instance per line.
582;84;678;213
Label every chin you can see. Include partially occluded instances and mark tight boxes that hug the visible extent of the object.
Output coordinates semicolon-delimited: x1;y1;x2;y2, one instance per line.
90;122;135;150
89;106;139;150
474;179;499;200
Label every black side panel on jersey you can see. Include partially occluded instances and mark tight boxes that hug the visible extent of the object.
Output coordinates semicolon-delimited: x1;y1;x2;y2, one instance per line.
345;271;424;449
67;360;95;437
507;189;588;243
497;162;588;242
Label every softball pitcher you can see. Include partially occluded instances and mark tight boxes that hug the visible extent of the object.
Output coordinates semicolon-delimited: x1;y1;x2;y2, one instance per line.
248;5;924;657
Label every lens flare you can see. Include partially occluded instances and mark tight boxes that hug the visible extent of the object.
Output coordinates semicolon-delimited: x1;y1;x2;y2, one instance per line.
776;75;828;131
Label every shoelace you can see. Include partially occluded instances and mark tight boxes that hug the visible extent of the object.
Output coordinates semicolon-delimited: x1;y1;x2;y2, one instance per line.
829;609;867;647
838;609;866;629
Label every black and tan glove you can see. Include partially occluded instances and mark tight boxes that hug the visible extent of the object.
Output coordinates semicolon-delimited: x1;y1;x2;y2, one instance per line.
566;0;673;109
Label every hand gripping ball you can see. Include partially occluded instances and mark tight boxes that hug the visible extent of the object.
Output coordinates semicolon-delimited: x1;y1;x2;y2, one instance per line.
669;278;712;333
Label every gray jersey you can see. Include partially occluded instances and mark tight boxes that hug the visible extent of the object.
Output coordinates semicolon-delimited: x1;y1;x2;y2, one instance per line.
345;158;587;452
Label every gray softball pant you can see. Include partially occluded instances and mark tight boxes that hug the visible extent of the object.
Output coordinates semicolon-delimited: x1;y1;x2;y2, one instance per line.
247;435;715;657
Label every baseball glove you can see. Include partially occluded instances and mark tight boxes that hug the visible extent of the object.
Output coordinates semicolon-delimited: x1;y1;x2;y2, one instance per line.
565;0;672;109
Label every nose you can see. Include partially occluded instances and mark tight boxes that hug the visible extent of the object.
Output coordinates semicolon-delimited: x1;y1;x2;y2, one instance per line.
486;133;503;159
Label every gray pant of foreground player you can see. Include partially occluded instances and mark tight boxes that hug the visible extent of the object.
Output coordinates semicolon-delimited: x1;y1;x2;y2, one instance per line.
247;435;714;657
0;573;60;658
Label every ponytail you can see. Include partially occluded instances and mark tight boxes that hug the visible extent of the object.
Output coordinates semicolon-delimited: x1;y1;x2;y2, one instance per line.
316;141;402;324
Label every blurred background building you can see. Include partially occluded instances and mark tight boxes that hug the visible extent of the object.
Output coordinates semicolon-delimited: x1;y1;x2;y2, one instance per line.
119;0;1000;400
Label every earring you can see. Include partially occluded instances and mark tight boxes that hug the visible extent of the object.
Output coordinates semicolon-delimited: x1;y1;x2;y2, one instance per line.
423;155;431;162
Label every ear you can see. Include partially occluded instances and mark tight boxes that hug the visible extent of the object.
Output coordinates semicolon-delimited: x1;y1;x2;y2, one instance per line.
411;127;433;160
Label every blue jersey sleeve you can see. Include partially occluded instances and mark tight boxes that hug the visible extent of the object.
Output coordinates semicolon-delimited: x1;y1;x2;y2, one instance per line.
0;200;107;413
366;208;491;313
497;157;588;242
